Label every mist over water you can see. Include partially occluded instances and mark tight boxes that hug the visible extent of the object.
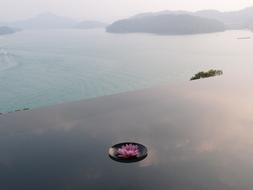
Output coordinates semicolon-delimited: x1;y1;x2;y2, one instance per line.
0;29;252;113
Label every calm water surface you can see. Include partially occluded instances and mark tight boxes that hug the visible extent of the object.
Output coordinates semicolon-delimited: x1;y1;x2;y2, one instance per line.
1;78;253;190
0;29;252;112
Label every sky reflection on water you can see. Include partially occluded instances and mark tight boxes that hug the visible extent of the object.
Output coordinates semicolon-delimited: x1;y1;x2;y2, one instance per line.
1;76;253;189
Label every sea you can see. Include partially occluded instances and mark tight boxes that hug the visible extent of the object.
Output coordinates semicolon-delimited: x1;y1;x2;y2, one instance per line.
0;29;252;113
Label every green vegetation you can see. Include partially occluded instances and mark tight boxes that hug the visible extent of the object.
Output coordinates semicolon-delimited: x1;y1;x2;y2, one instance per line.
190;69;223;80
106;14;226;35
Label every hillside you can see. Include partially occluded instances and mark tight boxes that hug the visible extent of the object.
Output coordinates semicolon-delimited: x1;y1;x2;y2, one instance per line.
107;14;226;35
10;12;77;29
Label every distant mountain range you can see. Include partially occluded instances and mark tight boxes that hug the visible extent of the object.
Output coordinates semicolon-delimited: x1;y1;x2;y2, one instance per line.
10;12;76;29
2;7;253;33
107;6;253;35
4;12;107;30
132;6;253;29
196;7;253;29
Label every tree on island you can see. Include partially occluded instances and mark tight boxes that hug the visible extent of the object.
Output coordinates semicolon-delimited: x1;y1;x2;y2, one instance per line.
190;69;223;80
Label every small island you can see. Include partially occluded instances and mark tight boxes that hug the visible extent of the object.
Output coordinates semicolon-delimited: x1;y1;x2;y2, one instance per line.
190;69;223;80
0;26;19;35
107;14;226;35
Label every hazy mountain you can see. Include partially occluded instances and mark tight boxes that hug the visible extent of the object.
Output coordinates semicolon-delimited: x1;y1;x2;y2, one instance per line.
107;14;226;35
0;26;20;35
130;6;253;30
196;7;253;29
6;6;253;31
74;20;107;29
10;12;77;29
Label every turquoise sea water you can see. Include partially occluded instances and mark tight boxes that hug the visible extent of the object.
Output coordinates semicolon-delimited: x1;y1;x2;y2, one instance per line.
0;29;252;113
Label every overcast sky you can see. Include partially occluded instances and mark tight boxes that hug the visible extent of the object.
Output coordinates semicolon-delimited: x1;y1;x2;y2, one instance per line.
1;0;253;22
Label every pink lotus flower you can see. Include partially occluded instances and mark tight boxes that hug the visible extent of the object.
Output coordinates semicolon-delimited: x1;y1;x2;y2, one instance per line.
117;144;140;158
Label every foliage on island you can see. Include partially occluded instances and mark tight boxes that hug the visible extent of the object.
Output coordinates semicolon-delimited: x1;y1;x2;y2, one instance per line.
190;69;223;80
106;14;226;35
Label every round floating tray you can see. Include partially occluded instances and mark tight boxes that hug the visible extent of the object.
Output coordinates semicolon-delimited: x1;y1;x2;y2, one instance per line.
109;142;148;163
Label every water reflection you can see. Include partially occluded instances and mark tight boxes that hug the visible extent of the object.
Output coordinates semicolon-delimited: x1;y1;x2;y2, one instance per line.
1;77;253;189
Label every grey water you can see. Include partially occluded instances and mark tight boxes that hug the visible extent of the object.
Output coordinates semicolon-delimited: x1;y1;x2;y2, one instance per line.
0;29;252;113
